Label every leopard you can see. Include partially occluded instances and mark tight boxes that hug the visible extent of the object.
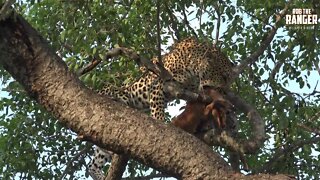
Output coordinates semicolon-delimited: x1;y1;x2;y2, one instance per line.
88;37;233;180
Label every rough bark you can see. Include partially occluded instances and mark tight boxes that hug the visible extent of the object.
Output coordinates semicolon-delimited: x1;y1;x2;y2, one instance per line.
225;91;265;154
105;154;129;180
0;12;294;180
0;12;230;179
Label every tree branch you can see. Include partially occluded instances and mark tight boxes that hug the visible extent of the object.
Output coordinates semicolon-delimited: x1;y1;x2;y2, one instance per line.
0;10;294;180
105;154;129;180
156;0;162;64
0;12;232;179
199;130;248;170
77;47;214;105
76;47;161;77
213;2;221;45
122;172;171;180
164;3;181;41
77;56;101;76
231;0;292;81
225;91;266;154
182;6;198;39
0;0;14;21
253;136;320;173
297;123;320;136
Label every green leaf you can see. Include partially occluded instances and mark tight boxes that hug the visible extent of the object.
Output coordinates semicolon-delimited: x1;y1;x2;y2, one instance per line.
93;47;97;55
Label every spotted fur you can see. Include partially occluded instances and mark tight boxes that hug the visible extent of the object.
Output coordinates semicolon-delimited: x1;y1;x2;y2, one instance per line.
88;37;233;179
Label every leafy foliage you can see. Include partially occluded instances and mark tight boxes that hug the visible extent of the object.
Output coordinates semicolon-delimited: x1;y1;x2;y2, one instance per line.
0;0;319;179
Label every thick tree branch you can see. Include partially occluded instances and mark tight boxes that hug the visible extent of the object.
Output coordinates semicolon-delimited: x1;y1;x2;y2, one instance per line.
196;90;265;169
231;0;292;81
105;154;129;180
0;10;294;180
0;12;232;180
199;130;248;170
225;91;266;154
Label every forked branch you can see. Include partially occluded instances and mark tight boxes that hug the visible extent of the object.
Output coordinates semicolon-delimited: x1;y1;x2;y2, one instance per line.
164;3;181;41
226;91;266;153
231;0;292;81
253;136;320;173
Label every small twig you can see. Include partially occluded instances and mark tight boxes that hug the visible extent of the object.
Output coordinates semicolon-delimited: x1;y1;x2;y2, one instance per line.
62;43;74;52
253;136;320;173
78;47;213;104
77;57;101;76
122;173;171;180
269;38;297;82
297;123;320;136
156;0;162;67
309;111;320;122
303;80;320;99
76;47;161;77
269;60;284;81
213;3;221;45
182;6;198;38
0;0;14;21
164;3;181;40
199;0;203;35
252;82;272;104
238;6;270;25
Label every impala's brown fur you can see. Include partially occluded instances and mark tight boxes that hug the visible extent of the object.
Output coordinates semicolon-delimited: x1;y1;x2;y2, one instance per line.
89;38;233;180
172;88;232;134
